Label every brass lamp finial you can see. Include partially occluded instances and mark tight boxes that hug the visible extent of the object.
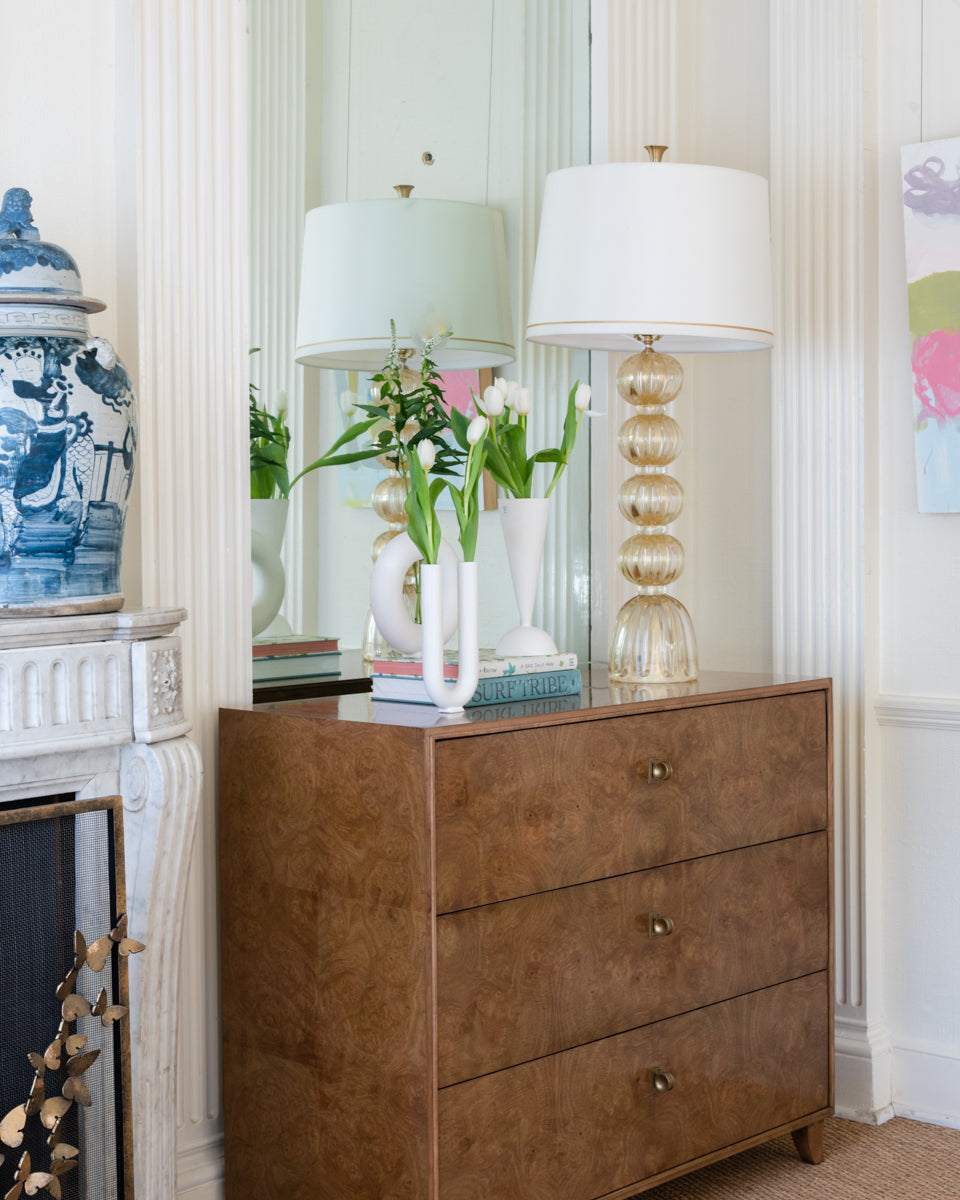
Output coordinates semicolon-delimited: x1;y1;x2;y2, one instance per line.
394;184;414;198
644;145;667;163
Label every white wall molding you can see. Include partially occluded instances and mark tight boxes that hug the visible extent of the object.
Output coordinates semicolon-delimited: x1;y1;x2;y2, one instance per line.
134;0;250;1193
876;693;960;730
891;1042;960;1130
768;0;881;1116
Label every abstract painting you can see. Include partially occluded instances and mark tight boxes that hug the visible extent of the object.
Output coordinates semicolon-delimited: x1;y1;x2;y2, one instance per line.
901;136;960;512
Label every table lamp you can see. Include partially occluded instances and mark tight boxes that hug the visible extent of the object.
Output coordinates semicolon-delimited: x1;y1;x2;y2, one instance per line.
295;187;515;657
526;149;774;683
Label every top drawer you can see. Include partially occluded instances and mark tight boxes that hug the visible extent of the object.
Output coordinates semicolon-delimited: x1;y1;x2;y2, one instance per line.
434;690;828;911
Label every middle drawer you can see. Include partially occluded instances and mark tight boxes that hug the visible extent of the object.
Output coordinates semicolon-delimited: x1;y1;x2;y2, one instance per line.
436;832;828;1086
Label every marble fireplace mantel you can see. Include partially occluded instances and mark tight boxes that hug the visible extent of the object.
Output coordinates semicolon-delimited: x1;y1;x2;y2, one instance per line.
0;606;202;1200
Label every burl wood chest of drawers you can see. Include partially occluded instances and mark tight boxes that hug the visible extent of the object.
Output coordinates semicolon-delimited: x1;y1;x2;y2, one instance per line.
219;670;833;1199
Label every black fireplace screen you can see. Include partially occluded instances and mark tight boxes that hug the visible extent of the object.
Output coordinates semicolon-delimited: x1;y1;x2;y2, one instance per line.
0;795;134;1200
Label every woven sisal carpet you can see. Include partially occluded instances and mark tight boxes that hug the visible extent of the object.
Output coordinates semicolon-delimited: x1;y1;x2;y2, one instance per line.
634;1117;960;1199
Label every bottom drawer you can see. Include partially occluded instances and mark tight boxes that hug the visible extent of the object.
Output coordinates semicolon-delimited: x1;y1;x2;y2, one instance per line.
438;973;830;1200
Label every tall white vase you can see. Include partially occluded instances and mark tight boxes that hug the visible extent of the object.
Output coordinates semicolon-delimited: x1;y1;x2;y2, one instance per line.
496;496;558;656
251;498;289;637
421;560;480;714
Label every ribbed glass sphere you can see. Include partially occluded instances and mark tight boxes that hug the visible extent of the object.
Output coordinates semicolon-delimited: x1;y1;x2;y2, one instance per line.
618;413;683;468
616;347;684;408
372;472;408;525
617;473;684;527
617;532;685;588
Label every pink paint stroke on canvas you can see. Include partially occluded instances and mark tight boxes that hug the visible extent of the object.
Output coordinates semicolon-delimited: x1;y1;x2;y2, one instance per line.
912;330;960;429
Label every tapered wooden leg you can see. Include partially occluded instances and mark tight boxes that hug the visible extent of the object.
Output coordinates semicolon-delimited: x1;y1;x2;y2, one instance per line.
791;1120;825;1164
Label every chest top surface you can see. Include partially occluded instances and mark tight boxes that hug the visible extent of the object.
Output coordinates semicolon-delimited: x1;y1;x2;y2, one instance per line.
244;667;831;743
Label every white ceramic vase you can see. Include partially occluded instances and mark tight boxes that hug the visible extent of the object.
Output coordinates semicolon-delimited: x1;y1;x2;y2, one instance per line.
421;559;480;714
251;498;289;637
496;496;558;656
369;532;458;655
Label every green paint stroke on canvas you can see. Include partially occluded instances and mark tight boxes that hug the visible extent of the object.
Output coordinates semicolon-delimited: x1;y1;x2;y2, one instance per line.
908;271;960;339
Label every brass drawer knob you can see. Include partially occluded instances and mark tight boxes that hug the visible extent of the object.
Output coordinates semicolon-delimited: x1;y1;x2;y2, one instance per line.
648;912;675;938
650;1067;675;1095
647;758;673;783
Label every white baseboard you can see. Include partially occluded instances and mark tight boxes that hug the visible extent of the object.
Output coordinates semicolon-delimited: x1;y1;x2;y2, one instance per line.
176;1132;224;1200
834;1012;895;1124
892;1042;960;1129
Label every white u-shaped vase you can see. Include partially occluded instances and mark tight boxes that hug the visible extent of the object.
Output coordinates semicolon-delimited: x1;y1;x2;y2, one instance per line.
496;496;558;656
420;560;480;714
369;533;459;655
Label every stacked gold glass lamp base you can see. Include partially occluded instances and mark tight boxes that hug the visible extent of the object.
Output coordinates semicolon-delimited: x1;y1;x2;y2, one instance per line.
609;335;697;684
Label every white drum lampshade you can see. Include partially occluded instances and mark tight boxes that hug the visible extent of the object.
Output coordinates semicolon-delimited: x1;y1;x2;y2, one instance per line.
296;194;515;371
526;155;773;684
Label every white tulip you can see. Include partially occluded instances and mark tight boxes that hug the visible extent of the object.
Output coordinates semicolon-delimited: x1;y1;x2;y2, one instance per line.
482;385;505;417
513;386;532;416
466;415;488;445
417;439;437;471
574;383;591;411
340;389;358;415
494;376;510;400
504;380;522;408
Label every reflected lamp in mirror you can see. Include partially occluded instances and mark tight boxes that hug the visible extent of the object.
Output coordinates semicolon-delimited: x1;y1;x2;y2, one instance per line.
296;188;515;371
526;149;774;685
294;187;515;660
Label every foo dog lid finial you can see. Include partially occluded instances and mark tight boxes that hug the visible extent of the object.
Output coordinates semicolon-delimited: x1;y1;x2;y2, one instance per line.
0;186;106;314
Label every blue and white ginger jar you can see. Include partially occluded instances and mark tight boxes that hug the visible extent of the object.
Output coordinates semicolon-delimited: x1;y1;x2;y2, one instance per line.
0;186;136;615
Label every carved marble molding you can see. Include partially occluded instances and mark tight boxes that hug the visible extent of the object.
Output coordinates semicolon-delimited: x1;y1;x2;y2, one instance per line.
122;736;203;1200
0;609;190;756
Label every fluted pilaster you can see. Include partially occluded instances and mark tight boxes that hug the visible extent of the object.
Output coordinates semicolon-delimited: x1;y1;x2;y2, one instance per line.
769;0;880;1115
135;0;250;1191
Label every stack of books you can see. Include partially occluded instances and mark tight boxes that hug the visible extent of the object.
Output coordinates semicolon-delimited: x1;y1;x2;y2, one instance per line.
252;634;341;683
370;650;580;708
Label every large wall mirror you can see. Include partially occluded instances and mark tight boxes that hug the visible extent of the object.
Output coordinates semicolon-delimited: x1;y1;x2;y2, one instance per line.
249;0;594;661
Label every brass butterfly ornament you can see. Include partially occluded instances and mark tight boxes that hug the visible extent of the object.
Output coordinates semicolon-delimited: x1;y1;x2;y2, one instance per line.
0;916;145;1199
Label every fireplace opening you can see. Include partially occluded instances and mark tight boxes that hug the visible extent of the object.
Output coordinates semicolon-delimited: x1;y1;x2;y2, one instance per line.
0;795;135;1200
